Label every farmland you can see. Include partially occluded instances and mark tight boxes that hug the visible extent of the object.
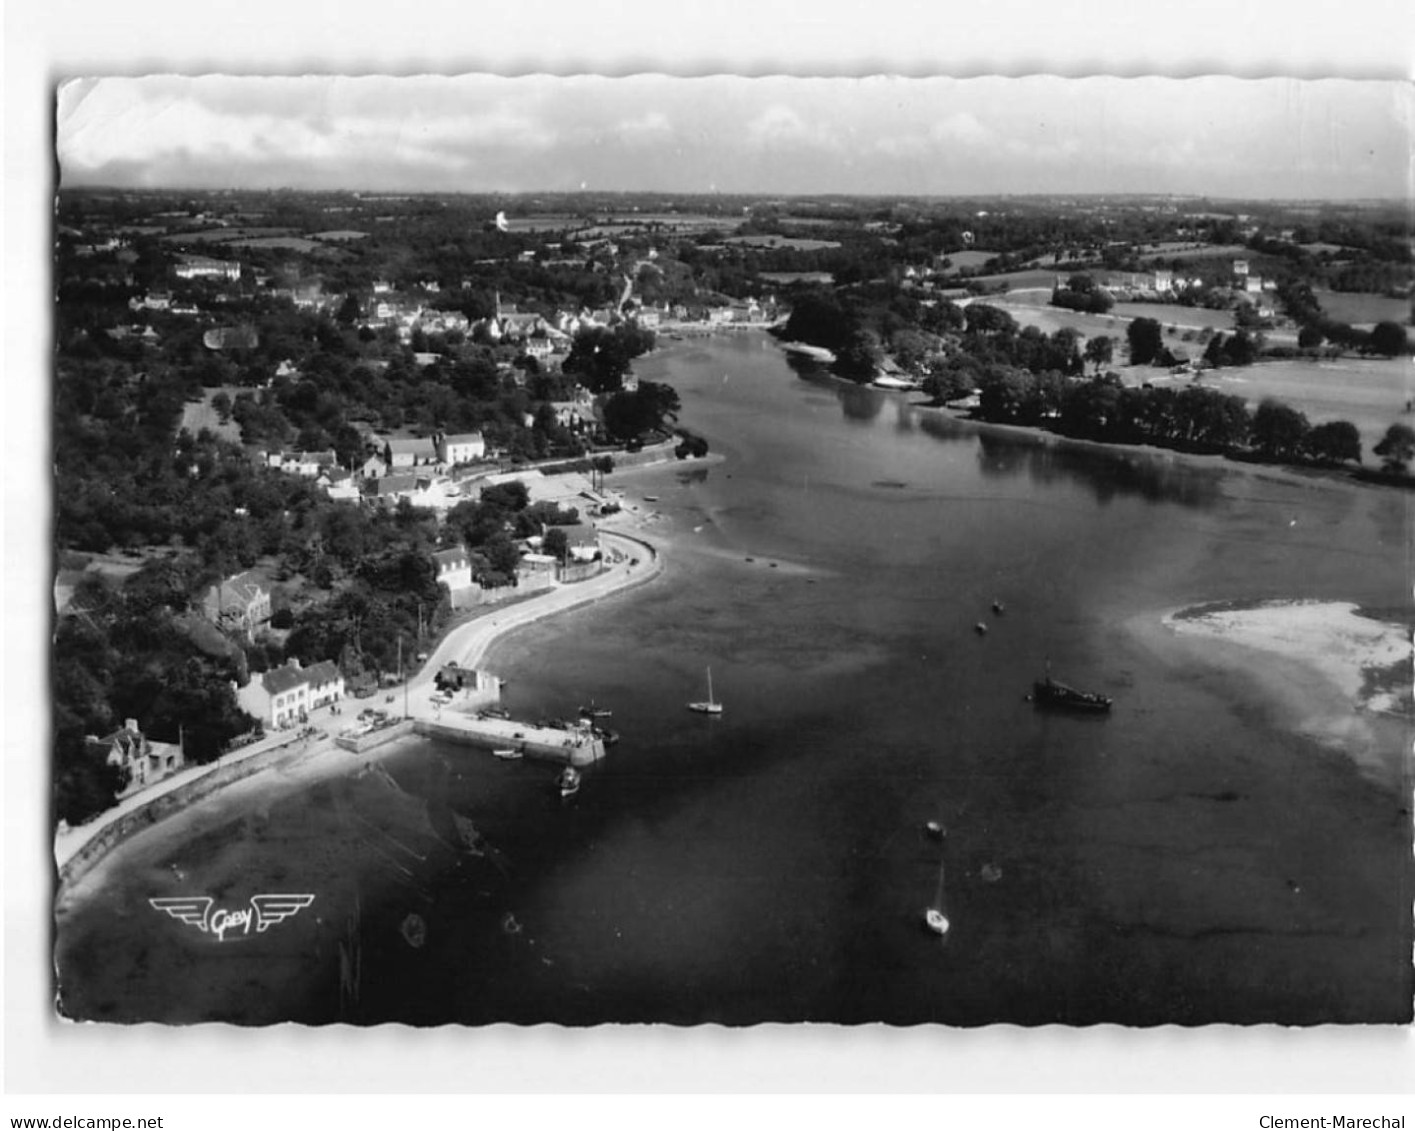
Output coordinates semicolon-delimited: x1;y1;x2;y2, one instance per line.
1185;355;1414;452
938;249;999;271
225;236;324;252
1313;289;1412;328
723;234;841;251
760;271;833;285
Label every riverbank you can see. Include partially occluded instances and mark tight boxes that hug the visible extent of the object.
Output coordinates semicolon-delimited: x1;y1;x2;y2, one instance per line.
53;527;668;893
1153;599;1412;787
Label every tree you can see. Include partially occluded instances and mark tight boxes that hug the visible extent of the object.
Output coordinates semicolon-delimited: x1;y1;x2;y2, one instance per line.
1373;422;1415;473
1304;420;1362;465
602;380;681;442
835;327;884;380
542;526;569;562
1223;329;1258;367
1083;335;1114;374
1251;398;1311;461
335;293;362;325
1126;318;1164;366
1370;321;1409;358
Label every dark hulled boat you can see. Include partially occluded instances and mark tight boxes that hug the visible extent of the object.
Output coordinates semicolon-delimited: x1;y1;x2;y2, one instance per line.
1031;676;1112;713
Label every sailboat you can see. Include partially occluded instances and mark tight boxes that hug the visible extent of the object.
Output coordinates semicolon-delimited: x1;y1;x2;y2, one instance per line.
687;667;723;715
923;859;950;936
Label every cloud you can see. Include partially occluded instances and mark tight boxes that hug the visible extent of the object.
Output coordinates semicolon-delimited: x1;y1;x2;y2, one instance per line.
616;111;673;144
930;112;994;147
744;104;836;149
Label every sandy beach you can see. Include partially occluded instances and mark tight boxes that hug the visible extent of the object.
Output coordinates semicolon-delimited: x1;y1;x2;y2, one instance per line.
1159;599;1412;785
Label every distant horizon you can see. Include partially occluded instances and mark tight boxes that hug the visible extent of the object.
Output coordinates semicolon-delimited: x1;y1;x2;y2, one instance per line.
55;75;1414;202
55;185;1414;207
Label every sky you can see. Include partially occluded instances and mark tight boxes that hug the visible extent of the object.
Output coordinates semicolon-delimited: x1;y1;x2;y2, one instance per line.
55;73;1414;200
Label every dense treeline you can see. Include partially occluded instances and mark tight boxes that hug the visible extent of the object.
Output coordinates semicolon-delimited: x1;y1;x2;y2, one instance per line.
53;560;257;823
970;369;1363;466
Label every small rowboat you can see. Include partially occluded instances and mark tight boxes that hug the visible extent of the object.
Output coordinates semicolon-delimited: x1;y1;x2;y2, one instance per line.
924;908;950;936
924;820;946;841
492;748;521;760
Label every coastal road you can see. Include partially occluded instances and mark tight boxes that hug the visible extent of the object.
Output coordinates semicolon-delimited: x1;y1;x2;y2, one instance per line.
352;527;663;712
55;527;665;880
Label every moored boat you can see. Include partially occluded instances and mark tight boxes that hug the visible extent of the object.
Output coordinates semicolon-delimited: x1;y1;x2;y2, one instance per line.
492;747;521;760
924;908;950;936
687;666;723;715
1031;675;1112;713
558;766;581;798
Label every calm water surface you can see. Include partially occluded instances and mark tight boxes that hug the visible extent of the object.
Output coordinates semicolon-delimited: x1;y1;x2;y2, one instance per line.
59;333;1413;1026
357;334;1411;1026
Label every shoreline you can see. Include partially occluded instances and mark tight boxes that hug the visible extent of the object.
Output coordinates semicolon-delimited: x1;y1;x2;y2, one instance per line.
1153;598;1412;787
53;525;671;890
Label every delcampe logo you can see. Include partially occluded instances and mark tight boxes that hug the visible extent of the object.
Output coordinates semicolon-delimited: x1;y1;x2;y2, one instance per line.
148;894;316;942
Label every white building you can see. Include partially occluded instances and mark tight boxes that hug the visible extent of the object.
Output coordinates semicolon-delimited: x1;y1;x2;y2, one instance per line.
174;255;241;281
240;659;345;730
432;546;473;593
436;432;486;466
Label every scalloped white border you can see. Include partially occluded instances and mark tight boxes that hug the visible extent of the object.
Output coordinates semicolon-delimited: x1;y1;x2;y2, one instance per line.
8;0;1415;1101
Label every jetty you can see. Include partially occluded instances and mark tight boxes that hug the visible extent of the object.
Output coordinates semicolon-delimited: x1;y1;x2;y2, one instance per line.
414;715;605;767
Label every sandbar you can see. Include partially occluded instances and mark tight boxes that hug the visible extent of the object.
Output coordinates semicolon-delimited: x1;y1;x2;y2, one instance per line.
1160;599;1412;783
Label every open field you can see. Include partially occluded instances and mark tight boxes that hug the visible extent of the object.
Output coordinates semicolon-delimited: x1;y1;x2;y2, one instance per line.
1188;355;1414;452
760;271;833;285
179;389;245;444
723;234;841;251
1139;243;1250;262
160;227;295;245
1108;301;1239;332
226;237;324;252
940;249;998;270
1314;289;1412;328
991;291;1303;346
971;268;1062;290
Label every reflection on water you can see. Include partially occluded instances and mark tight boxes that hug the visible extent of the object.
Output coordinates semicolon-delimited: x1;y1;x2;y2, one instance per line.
974;430;1223;509
783;350;1225;511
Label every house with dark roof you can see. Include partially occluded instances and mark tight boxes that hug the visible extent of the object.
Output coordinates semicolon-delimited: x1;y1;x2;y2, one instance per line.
432;546;473;592
370;472;422;500
383;436;438;469
239;658;345;729
201;571;271;637
84;718;185;797
435;431;485;466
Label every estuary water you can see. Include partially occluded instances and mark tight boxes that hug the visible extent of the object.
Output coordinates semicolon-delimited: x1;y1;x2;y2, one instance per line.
56;332;1413;1027
360;333;1412;1026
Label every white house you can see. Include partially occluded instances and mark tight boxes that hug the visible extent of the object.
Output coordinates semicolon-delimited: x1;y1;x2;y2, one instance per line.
432;546;473;593
174;255;241;281
436;432;486;466
240;658;345;730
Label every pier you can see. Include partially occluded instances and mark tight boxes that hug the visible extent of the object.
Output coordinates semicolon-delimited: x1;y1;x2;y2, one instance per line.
413;715;606;767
